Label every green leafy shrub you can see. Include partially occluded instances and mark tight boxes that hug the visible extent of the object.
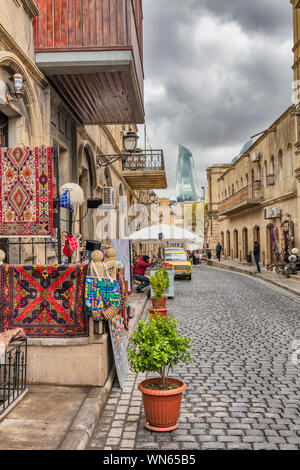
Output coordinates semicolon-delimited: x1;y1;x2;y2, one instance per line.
150;269;170;300
128;316;194;389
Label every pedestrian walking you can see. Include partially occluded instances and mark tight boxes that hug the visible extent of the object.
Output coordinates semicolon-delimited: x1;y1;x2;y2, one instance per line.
216;242;222;262
253;241;261;273
134;255;152;293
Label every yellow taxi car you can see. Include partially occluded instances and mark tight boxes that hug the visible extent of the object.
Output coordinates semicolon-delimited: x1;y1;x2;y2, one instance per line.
164;250;192;280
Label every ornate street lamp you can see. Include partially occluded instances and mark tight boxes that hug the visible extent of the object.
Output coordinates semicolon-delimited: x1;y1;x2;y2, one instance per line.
96;128;139;167
123;128;139;153
8;72;25;99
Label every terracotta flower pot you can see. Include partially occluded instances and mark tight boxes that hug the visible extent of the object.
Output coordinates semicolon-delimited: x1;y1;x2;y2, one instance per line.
138;377;187;432
148;307;168;318
151;296;167;308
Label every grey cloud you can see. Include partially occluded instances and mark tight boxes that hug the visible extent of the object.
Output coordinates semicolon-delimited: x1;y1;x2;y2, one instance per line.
142;0;293;196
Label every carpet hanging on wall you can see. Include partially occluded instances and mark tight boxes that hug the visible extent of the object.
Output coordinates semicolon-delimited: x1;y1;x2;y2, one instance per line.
0;146;54;237
0;264;89;338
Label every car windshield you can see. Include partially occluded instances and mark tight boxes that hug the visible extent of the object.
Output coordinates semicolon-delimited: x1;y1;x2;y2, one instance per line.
165;253;188;261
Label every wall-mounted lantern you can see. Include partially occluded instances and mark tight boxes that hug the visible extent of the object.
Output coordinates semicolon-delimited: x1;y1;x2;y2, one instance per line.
8;72;25;100
123;128;139;154
96;128;139;167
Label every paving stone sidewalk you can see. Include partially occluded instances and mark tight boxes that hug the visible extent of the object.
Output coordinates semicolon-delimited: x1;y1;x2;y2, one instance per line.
88;266;300;451
0;292;148;450
208;258;300;296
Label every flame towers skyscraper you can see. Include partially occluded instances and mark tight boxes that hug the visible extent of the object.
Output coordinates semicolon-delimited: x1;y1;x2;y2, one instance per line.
176;145;200;202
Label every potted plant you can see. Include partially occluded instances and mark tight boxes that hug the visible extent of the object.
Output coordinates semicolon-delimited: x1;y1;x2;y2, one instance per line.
128;315;194;432
149;269;170;312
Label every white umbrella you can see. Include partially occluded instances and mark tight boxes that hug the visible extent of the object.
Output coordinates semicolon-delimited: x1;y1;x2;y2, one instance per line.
127;224;203;243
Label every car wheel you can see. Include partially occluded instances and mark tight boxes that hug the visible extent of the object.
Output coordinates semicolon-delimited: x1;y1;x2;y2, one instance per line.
187;274;192;280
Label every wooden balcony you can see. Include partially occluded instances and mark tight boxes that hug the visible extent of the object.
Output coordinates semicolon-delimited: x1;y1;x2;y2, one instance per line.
218;184;263;216
122;150;167;190
34;0;144;124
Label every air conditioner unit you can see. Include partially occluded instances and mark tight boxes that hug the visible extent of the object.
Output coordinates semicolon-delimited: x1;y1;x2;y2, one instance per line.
101;187;116;209
264;207;274;219
272;207;281;218
264;207;281;219
251;152;261;162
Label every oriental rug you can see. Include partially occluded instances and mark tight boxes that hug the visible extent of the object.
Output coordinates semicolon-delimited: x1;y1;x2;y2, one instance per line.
0;146;53;237
0;264;89;337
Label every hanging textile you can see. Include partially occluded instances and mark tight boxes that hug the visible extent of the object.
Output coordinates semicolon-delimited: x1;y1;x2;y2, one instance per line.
0;146;54;237
63;234;78;258
0;264;88;337
60;189;73;213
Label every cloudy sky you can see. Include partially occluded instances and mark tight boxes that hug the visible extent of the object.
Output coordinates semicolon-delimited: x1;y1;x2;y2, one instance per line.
140;0;294;200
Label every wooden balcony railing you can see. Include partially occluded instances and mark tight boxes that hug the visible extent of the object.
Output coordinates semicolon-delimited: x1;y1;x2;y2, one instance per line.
218;184;263;216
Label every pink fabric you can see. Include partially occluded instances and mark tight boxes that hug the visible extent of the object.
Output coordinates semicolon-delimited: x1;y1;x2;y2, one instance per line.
134;258;152;276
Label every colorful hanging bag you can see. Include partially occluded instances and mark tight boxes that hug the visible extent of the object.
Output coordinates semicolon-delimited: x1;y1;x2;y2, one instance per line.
102;303;119;320
85;261;120;320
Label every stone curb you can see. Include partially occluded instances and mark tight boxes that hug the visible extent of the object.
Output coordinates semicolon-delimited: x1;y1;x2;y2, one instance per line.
207;260;300;297
58;293;149;451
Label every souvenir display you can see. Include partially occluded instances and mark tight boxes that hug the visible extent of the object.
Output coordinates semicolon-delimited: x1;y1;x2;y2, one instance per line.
0;264;88;337
0;146;54;237
90;250;106;277
85;260;120;319
63;234;79;258
104;248;117;280
60;189;73;212
101;303;119;320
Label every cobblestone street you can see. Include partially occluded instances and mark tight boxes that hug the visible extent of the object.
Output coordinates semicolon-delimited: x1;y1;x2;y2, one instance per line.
88;265;300;451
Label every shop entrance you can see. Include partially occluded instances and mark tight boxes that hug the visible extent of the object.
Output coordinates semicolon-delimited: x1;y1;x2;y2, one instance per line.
233;229;238;259
242;228;248;260
267;224;275;266
226;231;231;259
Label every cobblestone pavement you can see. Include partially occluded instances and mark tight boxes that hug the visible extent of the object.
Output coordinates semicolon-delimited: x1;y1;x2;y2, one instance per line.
88;266;300;451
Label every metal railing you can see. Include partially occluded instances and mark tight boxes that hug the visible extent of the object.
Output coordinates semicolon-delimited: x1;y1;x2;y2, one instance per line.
0;338;27;417
218;184;263;214
122;150;165;171
266;174;275;186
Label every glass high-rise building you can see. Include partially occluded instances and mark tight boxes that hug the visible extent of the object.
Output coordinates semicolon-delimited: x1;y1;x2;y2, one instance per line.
176;145;200;202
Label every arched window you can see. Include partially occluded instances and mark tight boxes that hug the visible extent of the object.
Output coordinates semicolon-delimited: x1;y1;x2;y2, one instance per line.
104;167;112;187
264;161;267;186
236;181;239;192
258;163;261;181
287;144;293;176
245;173;249;186
278;150;283;181
232;184;234;194
240;177;243;188
225;189;227;198
270;155;275;175
0;111;8;147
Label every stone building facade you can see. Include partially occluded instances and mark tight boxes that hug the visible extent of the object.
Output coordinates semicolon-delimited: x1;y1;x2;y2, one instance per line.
0;0;148;265
206;107;300;267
